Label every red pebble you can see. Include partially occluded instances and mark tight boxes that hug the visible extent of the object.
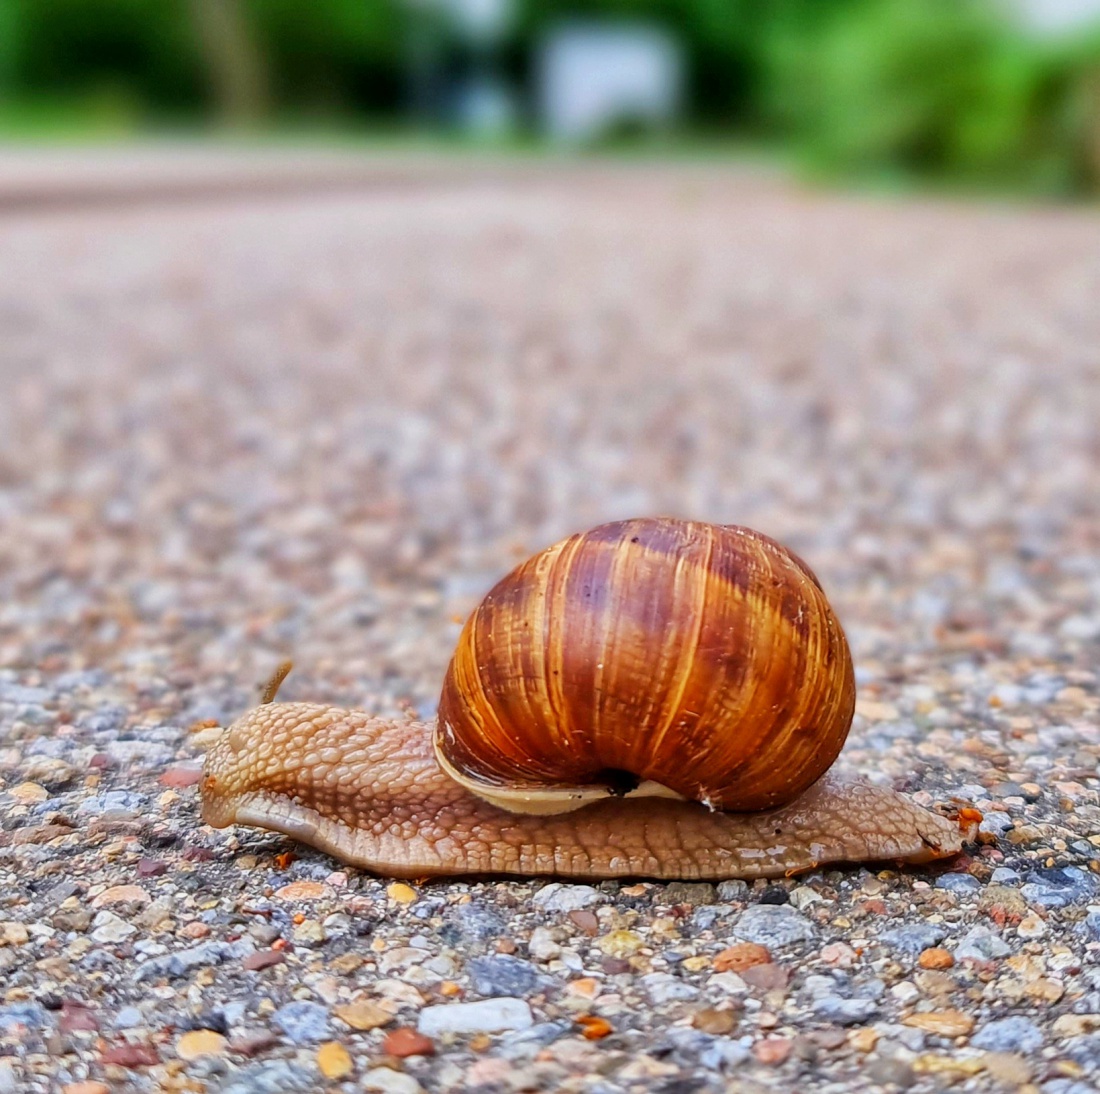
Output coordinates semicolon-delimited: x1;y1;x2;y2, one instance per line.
754;1037;793;1065
159;766;203;788
59;1002;99;1033
741;964;790;991
383;1028;435;1057
100;1043;159;1067
242;949;285;971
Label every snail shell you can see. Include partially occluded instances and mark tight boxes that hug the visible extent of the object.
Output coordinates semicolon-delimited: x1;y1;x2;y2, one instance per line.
436;518;855;815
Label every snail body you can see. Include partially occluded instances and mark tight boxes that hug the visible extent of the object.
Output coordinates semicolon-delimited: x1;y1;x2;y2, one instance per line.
201;518;965;879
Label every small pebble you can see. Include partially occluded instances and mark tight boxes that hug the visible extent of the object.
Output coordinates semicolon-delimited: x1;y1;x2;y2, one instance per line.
532;884;602;912
362;1070;423;1094
382;1028;434;1058
176;1030;227;1060
880;924;946;957
935;874;981;895
955;926;1011;962
731;905;815;948
713;942;771;972
918;948;954;970
468;954;549;997
271;1001;330;1044
902;1010;974;1037
418;998;534;1036
1017;914;1047;939
333;1002;392;1031
643;972;700;1004
971;1017;1044;1053
316;1041;353;1079
813;996;878;1025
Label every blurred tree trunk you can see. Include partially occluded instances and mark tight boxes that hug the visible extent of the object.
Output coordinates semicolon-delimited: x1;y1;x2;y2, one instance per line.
1088;66;1100;192
188;0;270;126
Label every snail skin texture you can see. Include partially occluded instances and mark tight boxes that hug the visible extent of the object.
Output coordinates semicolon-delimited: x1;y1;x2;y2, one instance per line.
201;519;965;879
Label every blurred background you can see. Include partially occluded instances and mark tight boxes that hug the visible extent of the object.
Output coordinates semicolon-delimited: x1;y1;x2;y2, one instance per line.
1;0;1100;195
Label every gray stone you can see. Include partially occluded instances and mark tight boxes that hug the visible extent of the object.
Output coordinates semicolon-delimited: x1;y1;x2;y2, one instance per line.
879;923;946;957
980;812;1014;838
1059;614;1100;641
0;683;50;704
662;882;717;906
935;873;981;894
113;1006;144;1029
877;1024;925;1052
957;783;989;800
16;704;54;725
813;995;878;1025
468;955;551;997
665;1028;749;1070
1062;1033;1100;1074
76;789;149;816
0;1003;48;1031
700;1038;751;1071
642;972;700;1004
691;905;732;932
971;1016;1043;1053
789;886;823;911
54;669;109;690
220;1062;316;1094
866;1054;916;1089
990;867;1021;884
1021;867;1095;909
271;1001;330;1044
955;925;1011;962
1080;910;1100;941
418;998;533;1036
716;880;750;902
90;910;137;943
497;1021;571;1060
730;904;815;948
446;903;506;943
802;973;843;999
854;977;886;1000
531;883;602;912
79;707;128;733
135;940;252;981
362;1069;423;1094
1041;1082;1100;1094
105;739;173;767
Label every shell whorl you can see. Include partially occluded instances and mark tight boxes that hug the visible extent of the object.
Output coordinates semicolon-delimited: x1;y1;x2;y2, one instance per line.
435;518;856;814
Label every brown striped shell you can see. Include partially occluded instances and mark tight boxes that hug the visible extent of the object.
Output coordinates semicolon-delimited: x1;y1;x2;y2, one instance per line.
434;518;856;815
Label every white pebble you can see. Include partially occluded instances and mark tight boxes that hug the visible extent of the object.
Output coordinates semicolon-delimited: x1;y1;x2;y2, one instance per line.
417;998;534;1036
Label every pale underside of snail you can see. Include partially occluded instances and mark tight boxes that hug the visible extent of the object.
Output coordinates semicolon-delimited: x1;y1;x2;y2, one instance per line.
200;519;968;880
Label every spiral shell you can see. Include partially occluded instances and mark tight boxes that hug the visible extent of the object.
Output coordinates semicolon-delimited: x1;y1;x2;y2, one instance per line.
434;518;855;815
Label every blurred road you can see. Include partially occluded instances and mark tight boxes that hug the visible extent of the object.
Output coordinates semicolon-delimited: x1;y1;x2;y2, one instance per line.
2;153;1097;697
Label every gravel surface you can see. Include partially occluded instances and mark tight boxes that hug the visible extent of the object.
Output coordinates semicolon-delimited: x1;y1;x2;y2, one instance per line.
1;158;1099;1093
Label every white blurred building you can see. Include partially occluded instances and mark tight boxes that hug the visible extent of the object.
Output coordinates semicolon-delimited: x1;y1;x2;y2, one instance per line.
1014;0;1100;33
537;24;683;145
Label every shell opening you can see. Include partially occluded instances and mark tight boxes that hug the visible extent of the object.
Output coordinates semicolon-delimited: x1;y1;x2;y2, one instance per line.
433;734;686;815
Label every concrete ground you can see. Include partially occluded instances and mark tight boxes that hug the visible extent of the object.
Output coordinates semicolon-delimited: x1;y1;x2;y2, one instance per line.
0;150;1098;1093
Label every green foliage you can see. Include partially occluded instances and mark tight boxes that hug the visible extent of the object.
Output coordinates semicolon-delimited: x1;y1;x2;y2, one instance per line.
246;0;405;116
0;0;1096;194
4;0;204;117
766;0;1100;194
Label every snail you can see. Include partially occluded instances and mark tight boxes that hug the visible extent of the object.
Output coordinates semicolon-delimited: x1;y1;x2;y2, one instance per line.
201;518;966;879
